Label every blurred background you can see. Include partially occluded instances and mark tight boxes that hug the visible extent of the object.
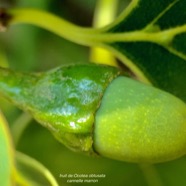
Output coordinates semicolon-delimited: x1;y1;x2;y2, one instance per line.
1;0;186;186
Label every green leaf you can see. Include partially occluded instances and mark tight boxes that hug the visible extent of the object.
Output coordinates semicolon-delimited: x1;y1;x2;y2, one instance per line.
107;0;180;32
101;0;186;101
2;1;185;101
109;42;186;99
0;109;14;185
15;151;59;186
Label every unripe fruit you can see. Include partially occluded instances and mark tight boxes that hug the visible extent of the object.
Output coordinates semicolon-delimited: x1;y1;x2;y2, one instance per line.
0;64;186;163
94;77;186;163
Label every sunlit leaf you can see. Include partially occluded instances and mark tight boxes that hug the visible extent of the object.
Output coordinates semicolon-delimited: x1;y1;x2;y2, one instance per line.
0;109;14;185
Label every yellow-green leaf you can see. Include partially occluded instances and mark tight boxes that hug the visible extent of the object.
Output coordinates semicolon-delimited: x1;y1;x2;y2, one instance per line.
0;109;14;185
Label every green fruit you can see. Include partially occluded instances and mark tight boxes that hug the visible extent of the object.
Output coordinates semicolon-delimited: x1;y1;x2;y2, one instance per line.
0;64;186;163
94;76;186;163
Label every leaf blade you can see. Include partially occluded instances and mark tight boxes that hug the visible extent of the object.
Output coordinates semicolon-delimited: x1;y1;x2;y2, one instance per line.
102;0;186;101
0;109;14;185
107;0;177;32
